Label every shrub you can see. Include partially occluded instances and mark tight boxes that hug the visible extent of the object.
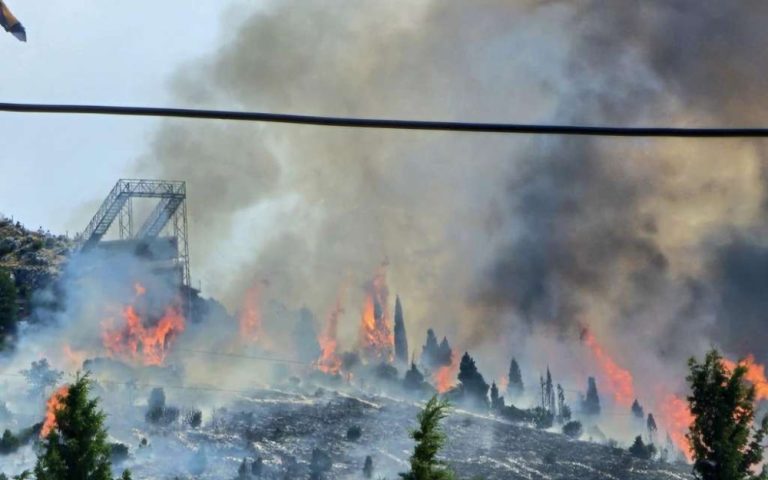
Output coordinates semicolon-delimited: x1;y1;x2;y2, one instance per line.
346;425;362;441
562;421;583;439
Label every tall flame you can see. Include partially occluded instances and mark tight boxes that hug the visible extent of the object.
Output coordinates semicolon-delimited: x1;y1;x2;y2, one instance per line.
657;393;693;461
581;329;635;407
102;283;185;366
433;352;459;394
239;284;264;344
41;385;69;438
359;266;394;362
316;299;344;375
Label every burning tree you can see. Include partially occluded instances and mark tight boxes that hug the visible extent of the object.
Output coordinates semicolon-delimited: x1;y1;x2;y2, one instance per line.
422;329;453;371
34;372;131;480
687;349;768;480
359;266;394;363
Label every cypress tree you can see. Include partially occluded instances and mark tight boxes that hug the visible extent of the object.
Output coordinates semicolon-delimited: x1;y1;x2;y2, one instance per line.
646;413;657;444
507;358;523;397
557;384;571;423
0;269;16;349
34;372;131;480
422;329;440;369
581;377;601;416
394;296;408;365
631;399;644;420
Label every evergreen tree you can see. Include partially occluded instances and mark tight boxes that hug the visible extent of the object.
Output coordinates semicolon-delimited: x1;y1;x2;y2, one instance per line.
34;372;131;480
556;384;571;424
394;296;408;365
457;352;489;409
363;455;374;479
646;413;658;444
399;396;455;480
628;435;656;460
631;399;644;420
545;368;555;414
507;358;524;397
581;377;601;415
437;338;452;367
687;349;768;480
489;383;504;411
0;269;16;349
404;363;427;392
422;329;440;369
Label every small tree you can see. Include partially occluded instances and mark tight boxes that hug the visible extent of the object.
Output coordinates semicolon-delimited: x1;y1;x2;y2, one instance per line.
457;352;489;409
400;396;455;480
581;377;601;416
687;349;768;480
629;435;656;460
646;413;657;445
34;372;131;480
631;399;644;420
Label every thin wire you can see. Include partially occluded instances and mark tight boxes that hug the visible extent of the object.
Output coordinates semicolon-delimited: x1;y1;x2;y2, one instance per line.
2;101;768;137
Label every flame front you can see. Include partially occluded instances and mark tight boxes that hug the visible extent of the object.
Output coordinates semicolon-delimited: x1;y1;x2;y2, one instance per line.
582;330;635;407
102;283;185;366
657;393;694;461
359;267;394;362
239;285;263;344
316;300;343;374
433;352;459;394
41;385;69;438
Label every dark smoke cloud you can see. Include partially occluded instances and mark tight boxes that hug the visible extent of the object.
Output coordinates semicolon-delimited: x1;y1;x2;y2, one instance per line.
133;0;768;383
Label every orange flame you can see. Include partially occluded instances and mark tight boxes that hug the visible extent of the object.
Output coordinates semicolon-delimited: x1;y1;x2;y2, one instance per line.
582;330;635;407
657;393;694;461
102;283;185;366
239;285;263;344
433;352;459;394
359;266;394;363
722;355;768;401
41;385;69;438
316;300;344;375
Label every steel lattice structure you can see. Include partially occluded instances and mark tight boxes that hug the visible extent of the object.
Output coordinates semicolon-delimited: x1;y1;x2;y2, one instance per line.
78;179;191;287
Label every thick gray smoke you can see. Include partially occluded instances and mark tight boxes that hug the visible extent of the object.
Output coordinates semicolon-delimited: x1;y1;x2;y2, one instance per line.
133;0;768;392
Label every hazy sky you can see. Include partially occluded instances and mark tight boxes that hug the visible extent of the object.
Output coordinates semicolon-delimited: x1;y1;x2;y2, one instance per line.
0;0;251;234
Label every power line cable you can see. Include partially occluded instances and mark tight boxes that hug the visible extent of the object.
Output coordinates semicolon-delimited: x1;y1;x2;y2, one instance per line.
2;101;768;137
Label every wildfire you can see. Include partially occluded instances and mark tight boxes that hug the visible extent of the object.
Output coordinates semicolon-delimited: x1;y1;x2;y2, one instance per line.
239;284;264;344
359;266;394;362
316;300;344;375
722;355;768;401
101;283;185;366
62;344;87;370
581;329;635;407
41;385;69;438
433;352;459;394
657;393;694;461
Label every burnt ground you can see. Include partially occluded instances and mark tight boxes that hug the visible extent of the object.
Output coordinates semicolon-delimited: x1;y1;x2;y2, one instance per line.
104;386;693;480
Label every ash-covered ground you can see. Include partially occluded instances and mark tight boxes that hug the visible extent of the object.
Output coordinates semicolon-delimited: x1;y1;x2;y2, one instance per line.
0;377;692;480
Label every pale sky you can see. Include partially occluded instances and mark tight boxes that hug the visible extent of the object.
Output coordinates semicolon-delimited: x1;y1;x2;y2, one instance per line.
0;0;254;234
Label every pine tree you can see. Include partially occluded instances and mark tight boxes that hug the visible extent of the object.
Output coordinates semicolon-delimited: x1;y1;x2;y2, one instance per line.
457;352;489;409
581;377;601;415
631;399;644;420
0;269;16;349
507;358;524;398
490;383;504;411
394;296;408;365
687;349;768;480
34;372;131;480
399;396;455;480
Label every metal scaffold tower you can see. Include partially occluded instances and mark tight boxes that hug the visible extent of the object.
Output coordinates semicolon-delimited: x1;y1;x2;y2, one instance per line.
77;179;191;287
